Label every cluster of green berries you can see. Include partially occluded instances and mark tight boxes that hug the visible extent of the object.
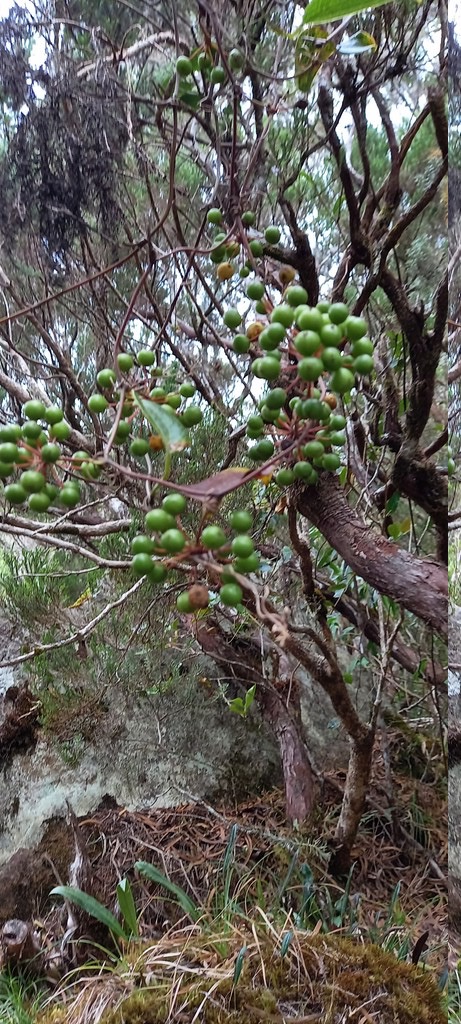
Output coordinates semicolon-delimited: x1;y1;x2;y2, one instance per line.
176;45;245;88
206;206;281;281
131;503;258;612
0;400;86;511
448;445;456;477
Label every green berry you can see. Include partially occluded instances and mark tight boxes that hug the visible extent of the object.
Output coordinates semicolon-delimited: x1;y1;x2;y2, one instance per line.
59;487;80;508
330;414;347;429
345;316;367;341
303;440;325;460
181;406;203;426
210;246;226;264
274;468;295;486
179;382;196;398
43;406;64;425
298;357;324;382
231;534;254;559
40;443;61;463
88;394;109;414
242;211;256;226
0;442;18;463
4;483;27;504
166;393;182;410
28;492;51;512
265;387;287;410
23;400;46;421
293;461;314;481
130;438;150;457
239;266;250;278
256;437;275;458
230;509;253;532
294;331;321;356
131;534;155;555
224;308;242;330
132;552;154;576
207;208;223;225
114;420;131;441
150;386;166;399
233;334;251;354
264;226;281;244
353;354;374;375
249;240;264;257
160;528;186;554
176;55;193;77
271;304;294;328
162;492;187;516
246;280;265;301
176;591;194;613
149;562;167;584
322;452;341;470
320;323;343;347
296;307;324;333
328;302;349;324
331;368;355;394
228;48;245;71
49;420;71;441
97;368;116;389
253;357;280;381
137;349;156;367
321;348;342;371
20;470;46;493
210;65;226;84
285;285;308;307
117;353;134;372
201;525;227;549
0;462;13;478
234;553;260;573
352;338;373;357
330;431;346;446
22;420;42;440
219;582;243;607
145;508;176;532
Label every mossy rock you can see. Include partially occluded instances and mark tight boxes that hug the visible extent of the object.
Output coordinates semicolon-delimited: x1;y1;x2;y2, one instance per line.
35;931;445;1024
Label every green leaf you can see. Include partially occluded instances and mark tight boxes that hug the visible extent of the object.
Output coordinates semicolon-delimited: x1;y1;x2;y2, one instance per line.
244;684;256;712
50;886;128;940
133;395;190;454
233;945;247;986
385;491;400;515
134;861;201;921
116;878;139;938
338;31;377;53
280;930;293;957
387;523;401;539
303;0;390;25
179;90;201;110
228;697;246;716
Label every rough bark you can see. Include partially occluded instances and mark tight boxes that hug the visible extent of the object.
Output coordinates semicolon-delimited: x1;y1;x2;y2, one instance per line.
328;733;375;876
294;475;447;638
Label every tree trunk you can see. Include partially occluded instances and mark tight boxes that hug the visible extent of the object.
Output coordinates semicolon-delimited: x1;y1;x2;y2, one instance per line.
294;474;447;637
329;731;375;876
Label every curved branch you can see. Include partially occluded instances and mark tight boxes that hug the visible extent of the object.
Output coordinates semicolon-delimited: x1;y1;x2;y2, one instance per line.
294;474;447;637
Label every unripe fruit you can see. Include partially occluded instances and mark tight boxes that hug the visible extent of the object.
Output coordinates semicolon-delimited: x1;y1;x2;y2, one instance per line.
230;509;253;532
219;582;243;607
330;431;346;446
285;285;308;307
303;440;325;460
294;331;321;356
149;562;167;584
131;535;155;555
179;382;196;398
210;65;226;84
22;421;42;440
320;323;343;347
253;357;280;381
274;468;295;486
293;461;314;480
353;354;374;375
330;414;347;429
132;552;154;576
233;335;250;354
246;280;265;300
345;316;367;341
234;553;260;573
322;452;341;470
0;462;13;478
130;438;150;457
271;304;294;328
226;241;240;259
0;443;18;462
256;437;275;458
181;406;203;426
88;394;109;414
328;302;349;324
201;524;227;549
49;420;71;441
448;458;456;476
352;337;373;357
247;414;264;432
264;225;281;244
96;368;116;389
296;307;323;333
217;261;235;281
249;240;264;257
239;266;250;278
4;483;27;504
43;406;64;425
260;405;279;423
40;443;61;463
224;308;242;330
23;400;46;421
242;211;256;226
260;323;285;347
231;534;254;558
137;349;155;366
229;47;245;70
145;508;176;532
207;208;222;225
160;528;186;553
150;386;166;398
176;591;194;613
176;55;193;77
0;425;20;443
211;246;226;264
265;387;287;409
114;420;131;441
117;353;134;372
301;398;325;419
166;393;182;409
162;492;187;516
59;487;80;508
331;368;355;394
28;491;51;512
298;357;324;382
321;348;342;371
20;470;46;493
